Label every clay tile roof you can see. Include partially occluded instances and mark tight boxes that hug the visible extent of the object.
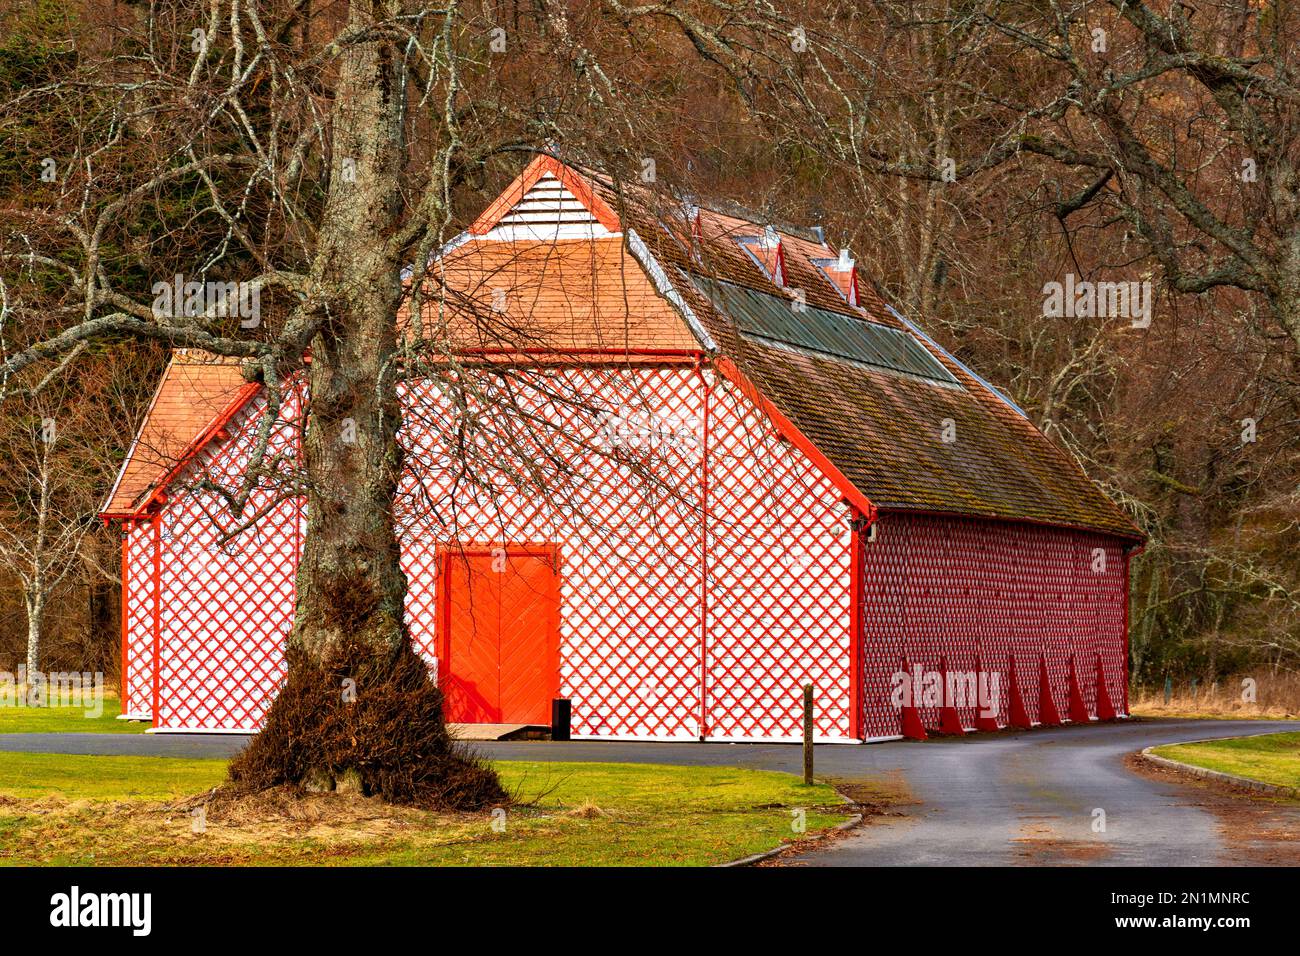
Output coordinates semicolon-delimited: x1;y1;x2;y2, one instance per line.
106;157;1140;540
413;236;697;353
587;169;1140;540
101;351;251;516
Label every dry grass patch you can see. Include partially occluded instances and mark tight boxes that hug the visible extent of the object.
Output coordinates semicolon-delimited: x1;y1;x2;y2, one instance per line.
0;755;852;866
1130;672;1300;720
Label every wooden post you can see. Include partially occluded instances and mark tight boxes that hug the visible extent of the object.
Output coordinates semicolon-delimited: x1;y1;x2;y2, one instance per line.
802;683;814;785
1163;676;1172;705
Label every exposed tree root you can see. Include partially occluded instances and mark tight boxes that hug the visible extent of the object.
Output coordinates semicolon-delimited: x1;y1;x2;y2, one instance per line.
227;640;506;811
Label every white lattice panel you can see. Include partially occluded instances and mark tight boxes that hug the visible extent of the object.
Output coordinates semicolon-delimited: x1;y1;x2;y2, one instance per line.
129;363;868;739
399;366;710;739
703;380;854;740
153;390;301;731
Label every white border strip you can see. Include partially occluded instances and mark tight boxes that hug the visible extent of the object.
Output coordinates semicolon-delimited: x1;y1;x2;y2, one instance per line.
570;732;702;743
705;735;862;745
569;733;863;745
147;726;258;735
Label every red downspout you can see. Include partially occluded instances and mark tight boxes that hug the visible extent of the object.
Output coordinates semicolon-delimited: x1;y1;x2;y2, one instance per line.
119;521;130;713
149;512;162;726
293;378;305;596
849;512;865;740
698;362;713;740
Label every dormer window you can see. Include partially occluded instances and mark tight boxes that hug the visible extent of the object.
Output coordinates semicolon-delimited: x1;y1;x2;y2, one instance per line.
738;226;786;288
814;248;859;307
685;202;702;244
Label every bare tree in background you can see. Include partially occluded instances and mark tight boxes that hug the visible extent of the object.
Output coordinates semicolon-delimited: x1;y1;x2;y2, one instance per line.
0;370;116;685
803;1;1300;351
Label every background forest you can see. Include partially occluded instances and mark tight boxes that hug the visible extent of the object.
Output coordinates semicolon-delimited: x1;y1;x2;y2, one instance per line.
1;0;1296;703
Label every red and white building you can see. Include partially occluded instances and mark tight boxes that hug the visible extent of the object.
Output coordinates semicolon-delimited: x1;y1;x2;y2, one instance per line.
102;156;1142;741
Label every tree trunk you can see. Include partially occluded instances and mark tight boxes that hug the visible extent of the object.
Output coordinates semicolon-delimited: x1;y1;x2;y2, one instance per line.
25;589;43;703
289;1;409;663
225;3;505;810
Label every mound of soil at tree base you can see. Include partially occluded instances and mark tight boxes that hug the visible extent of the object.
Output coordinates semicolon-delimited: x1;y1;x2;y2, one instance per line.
228;640;506;811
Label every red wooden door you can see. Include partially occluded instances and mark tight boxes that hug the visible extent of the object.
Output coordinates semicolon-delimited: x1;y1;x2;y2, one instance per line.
440;548;558;724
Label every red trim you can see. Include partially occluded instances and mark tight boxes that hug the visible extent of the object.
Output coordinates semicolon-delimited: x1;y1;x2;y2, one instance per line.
149;513;161;726
699;367;713;739
454;347;702;358
878;503;1144;545
849;514;864;740
119;524;130;709
124;382;261;520
441;349;704;368
468;155;622;236
714;357;877;523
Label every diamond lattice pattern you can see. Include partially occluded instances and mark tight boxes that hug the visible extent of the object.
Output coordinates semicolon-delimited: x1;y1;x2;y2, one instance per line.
120;517;158;719
151;387;303;731
136;364;855;739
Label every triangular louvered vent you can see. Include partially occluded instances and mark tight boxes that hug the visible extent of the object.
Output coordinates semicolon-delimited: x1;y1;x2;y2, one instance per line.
498;172;599;227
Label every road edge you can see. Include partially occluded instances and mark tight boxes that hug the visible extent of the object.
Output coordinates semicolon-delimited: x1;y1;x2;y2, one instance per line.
718;782;865;867
718;812;864;868
1140;733;1300;799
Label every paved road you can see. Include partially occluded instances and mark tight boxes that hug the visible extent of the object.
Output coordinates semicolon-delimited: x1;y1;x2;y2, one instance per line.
0;732;252;759
481;719;1300;866
4;718;1296;865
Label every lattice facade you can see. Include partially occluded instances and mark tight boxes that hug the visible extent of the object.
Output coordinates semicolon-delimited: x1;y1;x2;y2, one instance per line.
859;511;1129;739
129;388;303;732
122;363;859;740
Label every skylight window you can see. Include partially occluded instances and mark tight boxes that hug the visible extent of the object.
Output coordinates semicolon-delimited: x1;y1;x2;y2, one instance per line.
692;277;960;386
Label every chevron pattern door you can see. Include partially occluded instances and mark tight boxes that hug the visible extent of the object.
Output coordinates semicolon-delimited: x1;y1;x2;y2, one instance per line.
439;546;559;725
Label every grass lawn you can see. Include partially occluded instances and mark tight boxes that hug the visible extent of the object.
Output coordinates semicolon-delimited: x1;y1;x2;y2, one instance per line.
0;752;225;801
0;753;852;866
1152;732;1300;791
0;694;148;734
